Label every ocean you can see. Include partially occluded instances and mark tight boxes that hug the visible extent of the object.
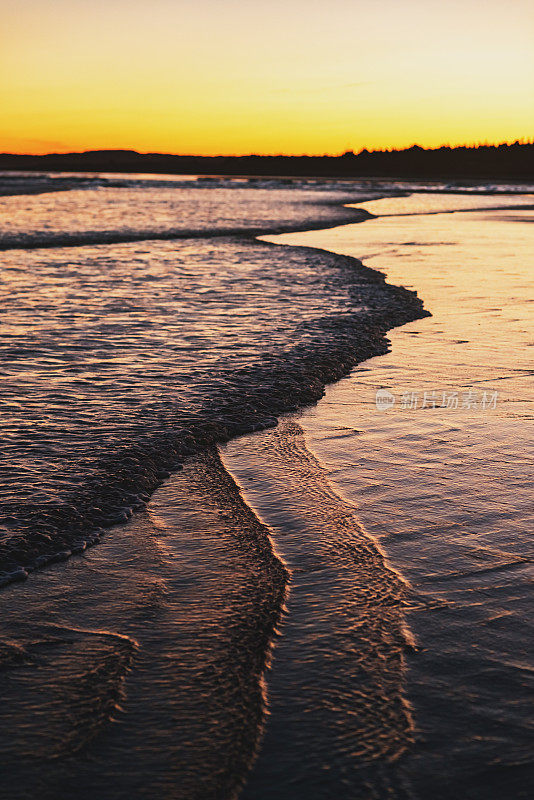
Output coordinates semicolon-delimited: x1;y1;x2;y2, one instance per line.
0;174;532;799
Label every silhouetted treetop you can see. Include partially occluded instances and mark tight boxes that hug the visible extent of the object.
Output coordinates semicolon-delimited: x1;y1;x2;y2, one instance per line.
1;142;532;180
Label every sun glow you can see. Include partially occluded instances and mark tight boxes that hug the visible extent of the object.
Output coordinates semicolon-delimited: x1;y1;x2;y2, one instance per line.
2;0;533;155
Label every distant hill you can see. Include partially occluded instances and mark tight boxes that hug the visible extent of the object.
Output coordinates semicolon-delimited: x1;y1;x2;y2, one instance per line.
0;142;532;180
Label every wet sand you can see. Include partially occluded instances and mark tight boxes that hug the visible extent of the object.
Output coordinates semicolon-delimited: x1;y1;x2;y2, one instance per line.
221;420;417;799
223;193;533;798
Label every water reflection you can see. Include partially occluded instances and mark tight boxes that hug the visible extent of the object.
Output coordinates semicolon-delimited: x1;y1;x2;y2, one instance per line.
267;194;533;798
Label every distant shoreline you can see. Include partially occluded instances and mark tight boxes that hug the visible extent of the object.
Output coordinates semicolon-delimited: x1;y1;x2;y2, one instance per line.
0;142;532;181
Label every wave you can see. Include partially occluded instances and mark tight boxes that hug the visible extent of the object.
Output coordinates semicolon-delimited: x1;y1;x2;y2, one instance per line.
0;182;377;251
0;181;429;587
0;242;428;585
0;215;369;251
1;170;533;199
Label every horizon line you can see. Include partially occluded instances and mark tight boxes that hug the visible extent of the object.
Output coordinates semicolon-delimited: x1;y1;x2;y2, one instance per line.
2;139;533;160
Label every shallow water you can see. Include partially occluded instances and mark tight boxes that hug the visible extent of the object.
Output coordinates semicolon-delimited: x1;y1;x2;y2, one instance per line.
0;179;372;249
222;420;416;799
1;179;532;799
222;193;533;798
1;237;355;506
0;448;286;800
2;177;431;577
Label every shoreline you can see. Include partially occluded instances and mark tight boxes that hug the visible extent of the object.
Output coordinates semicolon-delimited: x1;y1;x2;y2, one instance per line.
3;189;531;797
0;185;432;796
0;190;429;585
261;196;533;799
1;142;532;181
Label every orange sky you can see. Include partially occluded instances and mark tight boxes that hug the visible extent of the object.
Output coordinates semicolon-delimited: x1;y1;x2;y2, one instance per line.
2;0;533;155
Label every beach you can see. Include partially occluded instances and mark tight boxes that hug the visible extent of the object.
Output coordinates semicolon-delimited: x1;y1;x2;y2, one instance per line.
0;175;532;799
225;194;534;798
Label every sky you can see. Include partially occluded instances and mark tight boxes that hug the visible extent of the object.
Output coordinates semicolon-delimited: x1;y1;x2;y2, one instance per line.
2;0;533;155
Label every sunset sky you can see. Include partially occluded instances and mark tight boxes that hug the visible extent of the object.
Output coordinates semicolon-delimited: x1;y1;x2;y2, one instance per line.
2;0;533;155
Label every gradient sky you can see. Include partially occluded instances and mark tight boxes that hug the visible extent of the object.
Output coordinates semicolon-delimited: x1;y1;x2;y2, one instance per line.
2;0;533;155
